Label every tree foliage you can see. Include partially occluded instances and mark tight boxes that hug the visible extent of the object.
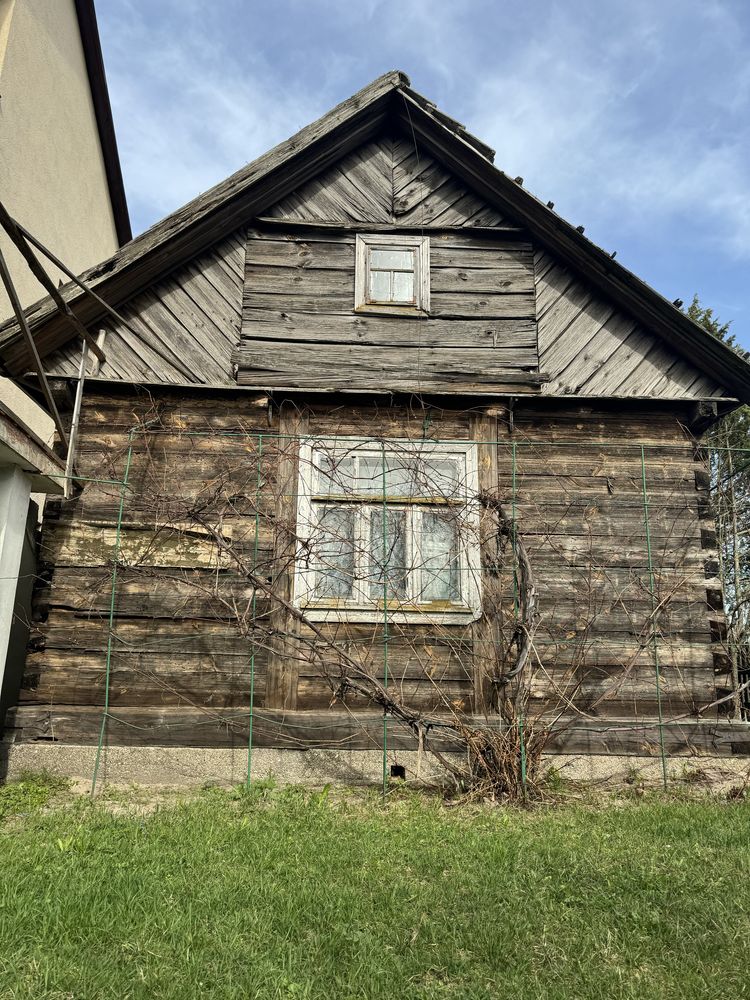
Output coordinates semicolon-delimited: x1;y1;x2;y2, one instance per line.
686;295;750;716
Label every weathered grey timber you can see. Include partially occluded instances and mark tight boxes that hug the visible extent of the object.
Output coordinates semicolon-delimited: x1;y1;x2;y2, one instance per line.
38;130;735;399
5;387;732;754
535;251;726;398
2;70;750;399
44;233;245;385
267;136;505;227
239;204;539;392
2;73;749;767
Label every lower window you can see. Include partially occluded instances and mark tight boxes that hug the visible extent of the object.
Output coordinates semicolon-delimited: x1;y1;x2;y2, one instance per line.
294;438;481;623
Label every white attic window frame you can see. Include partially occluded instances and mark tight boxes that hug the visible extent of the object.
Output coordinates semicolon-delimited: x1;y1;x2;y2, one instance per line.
354;234;430;315
293;436;481;625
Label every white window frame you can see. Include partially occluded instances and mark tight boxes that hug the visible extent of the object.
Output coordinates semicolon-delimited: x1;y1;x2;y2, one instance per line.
354;234;430;315
294;437;481;624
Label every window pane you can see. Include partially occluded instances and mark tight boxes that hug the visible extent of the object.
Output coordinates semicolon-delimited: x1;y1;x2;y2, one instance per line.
392;270;415;303
369;269;391;301
358;454;413;497
312;450;357;496
368;508;408;600
419;511;460;602
421;457;465;499
356;455;382;495
370;249;414;269
312;506;355;599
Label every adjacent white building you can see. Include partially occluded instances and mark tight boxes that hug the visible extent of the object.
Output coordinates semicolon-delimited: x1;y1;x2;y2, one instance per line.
0;0;129;725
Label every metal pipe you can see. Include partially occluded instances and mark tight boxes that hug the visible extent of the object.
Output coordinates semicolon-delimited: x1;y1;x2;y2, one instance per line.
63;339;89;498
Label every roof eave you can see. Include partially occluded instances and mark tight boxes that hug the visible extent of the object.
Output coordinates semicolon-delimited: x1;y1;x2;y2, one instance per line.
0;70;408;371
3;69;749;404
392;91;750;403
74;0;131;246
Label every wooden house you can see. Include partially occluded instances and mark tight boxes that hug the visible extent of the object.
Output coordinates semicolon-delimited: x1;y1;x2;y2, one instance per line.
2;71;749;777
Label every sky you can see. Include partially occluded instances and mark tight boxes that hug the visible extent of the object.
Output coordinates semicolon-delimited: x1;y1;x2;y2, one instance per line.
97;0;750;348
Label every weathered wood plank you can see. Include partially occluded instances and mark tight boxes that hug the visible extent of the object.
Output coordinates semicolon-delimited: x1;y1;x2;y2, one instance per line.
244;286;536;320
431;267;532;295
44;233;245;385
471;410;500;711
7;705;748;756
37;566;264;620
266;402;308;709
534;249;727;400
236;343;543;391
239;342;538;372
241;320;536;356
240;315;537;351
40;521;273;569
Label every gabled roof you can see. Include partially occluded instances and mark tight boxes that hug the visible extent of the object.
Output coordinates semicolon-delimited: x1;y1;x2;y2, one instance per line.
2;69;749;401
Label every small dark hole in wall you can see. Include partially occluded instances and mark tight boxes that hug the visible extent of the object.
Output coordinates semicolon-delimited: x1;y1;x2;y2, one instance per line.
390;764;406;780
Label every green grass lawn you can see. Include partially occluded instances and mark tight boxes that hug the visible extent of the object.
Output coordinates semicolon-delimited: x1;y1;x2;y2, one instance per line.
0;775;748;1000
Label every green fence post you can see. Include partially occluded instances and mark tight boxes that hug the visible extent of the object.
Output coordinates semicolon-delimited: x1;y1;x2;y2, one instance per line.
91;432;134;795
246;433;264;787
381;443;389;800
640;445;668;790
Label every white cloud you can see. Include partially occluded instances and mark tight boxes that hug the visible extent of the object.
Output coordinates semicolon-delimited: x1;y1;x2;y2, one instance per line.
457;2;750;258
100;1;328;233
99;0;750;264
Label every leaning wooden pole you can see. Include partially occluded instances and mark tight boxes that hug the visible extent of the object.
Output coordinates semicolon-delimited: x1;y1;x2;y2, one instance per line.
15;222;138;341
63;338;90;498
13;218;198;384
0;247;68;449
0;199;105;365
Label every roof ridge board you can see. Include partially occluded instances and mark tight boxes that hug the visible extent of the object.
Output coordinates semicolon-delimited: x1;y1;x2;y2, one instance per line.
398;84;495;162
394;92;750;401
0;70;407;353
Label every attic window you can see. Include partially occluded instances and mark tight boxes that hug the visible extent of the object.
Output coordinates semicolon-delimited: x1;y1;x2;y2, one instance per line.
355;234;430;314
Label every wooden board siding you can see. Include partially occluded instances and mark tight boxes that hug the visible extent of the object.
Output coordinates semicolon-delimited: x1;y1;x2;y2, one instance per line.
5;387;726;755
266;135;507;227
238;133;537;393
502;399;721;720
536;251;727;399
238;224;540;393
43;232;246;385
36;132;735;403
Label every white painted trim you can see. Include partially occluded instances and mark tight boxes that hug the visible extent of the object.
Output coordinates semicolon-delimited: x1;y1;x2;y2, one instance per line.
293;437;481;625
354;233;430;314
0;466;31;698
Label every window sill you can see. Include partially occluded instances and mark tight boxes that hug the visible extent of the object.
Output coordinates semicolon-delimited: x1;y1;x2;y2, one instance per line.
297;603;481;625
354;305;430;319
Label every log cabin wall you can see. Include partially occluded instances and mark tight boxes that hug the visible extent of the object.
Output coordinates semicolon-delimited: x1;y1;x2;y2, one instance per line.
6;129;735;755
5;385;723;753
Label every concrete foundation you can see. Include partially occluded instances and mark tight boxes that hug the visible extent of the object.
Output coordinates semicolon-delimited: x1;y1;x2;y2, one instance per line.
3;742;749;791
